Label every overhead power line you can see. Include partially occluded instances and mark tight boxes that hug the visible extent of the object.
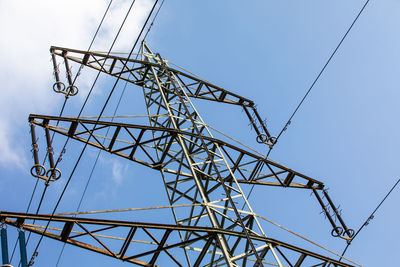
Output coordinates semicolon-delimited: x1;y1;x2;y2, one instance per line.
339;177;400;261
4;1;374;266
274;0;371;145
27;0;137;263
244;0;371;229
27;1;160;265
10;1;115;266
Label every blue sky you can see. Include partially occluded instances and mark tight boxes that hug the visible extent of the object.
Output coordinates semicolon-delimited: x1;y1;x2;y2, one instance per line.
1;0;399;266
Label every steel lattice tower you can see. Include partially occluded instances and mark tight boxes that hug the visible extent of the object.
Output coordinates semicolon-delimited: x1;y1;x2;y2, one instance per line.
1;43;356;267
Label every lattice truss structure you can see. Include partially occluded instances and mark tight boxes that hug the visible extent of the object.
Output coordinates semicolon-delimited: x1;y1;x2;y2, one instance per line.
1;44;356;266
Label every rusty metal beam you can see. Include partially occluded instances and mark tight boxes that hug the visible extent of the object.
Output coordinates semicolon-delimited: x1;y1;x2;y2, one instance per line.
28;114;324;191
0;212;355;267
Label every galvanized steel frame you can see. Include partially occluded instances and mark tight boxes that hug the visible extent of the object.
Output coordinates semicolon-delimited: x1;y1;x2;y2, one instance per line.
0;212;354;267
4;44;356;266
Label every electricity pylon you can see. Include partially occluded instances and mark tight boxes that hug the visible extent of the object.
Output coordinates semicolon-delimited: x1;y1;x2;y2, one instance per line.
1;43;355;266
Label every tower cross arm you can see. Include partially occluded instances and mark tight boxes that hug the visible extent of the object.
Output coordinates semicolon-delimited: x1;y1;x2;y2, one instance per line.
0;212;356;267
28;113;324;191
50;46;254;107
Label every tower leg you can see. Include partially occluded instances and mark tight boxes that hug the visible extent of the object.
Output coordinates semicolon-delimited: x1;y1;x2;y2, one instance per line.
1;228;9;265
18;231;27;267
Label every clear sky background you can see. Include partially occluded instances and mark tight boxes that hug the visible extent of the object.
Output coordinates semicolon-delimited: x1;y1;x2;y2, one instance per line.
0;0;399;266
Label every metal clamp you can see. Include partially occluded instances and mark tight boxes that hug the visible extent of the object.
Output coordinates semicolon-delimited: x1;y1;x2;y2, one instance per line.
344;228;355;238
52;81;66;93
267;136;277;146
331;225;355;241
66;85;79;96
30;164;47;179
256;134;277;147
256;133;268;144
30;164;61;182
52;82;79;97
331;226;344;237
46;168;62;181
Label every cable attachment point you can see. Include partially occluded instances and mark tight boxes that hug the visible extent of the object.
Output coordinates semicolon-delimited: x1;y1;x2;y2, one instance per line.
30;164;46;179
313;188;354;241
243;106;275;148
52;81;66;93
51;49;79;97
46;168;62;181
345;228;355;238
256;133;267;143
30;164;61;183
66;85;79;96
52;82;79;97
256;133;277;148
331;226;344;237
331;227;354;240
29;122;62;184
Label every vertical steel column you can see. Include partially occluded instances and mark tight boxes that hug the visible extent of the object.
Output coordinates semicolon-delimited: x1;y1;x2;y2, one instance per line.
146;62;236;267
139;44;281;266
18;231;27;267
1;228;9;265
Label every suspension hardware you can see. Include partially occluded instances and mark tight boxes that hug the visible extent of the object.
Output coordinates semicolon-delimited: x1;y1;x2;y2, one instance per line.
313;188;354;240
29;122;61;184
50;48;79;97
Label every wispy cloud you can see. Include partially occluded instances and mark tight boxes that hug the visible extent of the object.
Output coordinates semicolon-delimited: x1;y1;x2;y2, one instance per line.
111;159;128;185
0;123;27;169
0;0;152;169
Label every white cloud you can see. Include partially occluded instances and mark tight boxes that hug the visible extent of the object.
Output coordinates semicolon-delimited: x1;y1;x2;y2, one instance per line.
0;0;152;169
111;158;128;185
0;123;27;169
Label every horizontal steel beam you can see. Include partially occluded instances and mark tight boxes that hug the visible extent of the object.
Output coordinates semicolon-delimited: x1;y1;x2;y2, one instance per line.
0;212;355;267
29;114;324;190
50;46;254;107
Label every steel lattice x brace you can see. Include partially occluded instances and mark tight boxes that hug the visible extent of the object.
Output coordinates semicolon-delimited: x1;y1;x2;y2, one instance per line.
0;212;354;267
10;43;357;267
